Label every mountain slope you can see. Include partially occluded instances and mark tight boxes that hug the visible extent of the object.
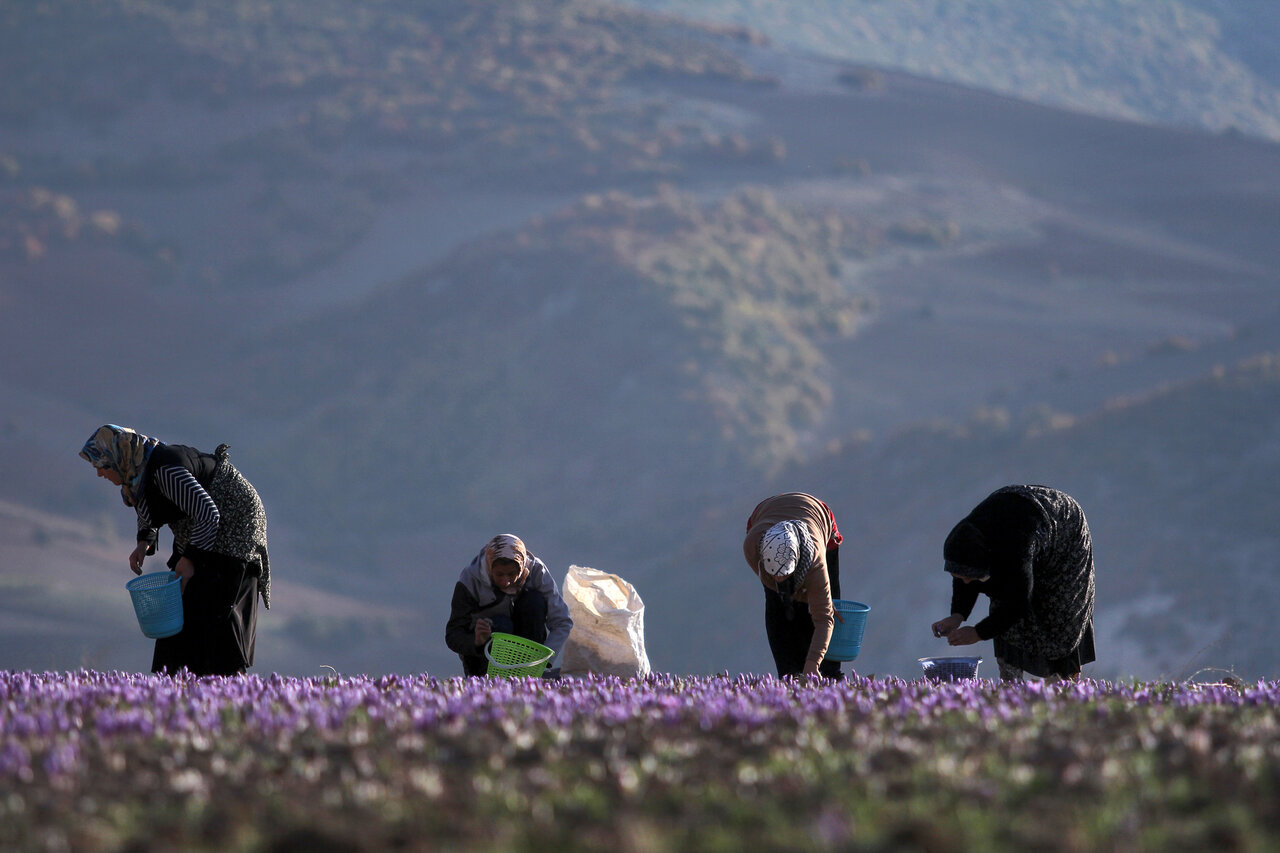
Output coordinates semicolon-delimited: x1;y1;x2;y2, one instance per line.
226;187;879;560
782;351;1280;680
660;349;1280;680
3;1;1280;678
615;0;1280;140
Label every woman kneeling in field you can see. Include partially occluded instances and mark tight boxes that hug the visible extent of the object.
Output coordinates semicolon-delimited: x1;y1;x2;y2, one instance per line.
445;534;572;678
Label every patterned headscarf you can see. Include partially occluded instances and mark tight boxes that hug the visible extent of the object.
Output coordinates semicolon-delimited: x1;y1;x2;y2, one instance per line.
79;424;159;508
760;520;816;605
760;521;801;579
484;534;529;575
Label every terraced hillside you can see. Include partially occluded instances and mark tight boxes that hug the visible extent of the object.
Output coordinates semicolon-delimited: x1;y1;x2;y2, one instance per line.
2;0;1278;679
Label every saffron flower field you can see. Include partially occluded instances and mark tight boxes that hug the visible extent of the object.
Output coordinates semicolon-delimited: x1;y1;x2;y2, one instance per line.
3;671;1279;851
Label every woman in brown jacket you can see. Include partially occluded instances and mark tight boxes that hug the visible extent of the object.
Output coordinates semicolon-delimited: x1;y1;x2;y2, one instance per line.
744;492;845;678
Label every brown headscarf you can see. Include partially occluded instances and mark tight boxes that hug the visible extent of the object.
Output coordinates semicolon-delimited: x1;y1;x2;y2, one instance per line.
484;534;529;574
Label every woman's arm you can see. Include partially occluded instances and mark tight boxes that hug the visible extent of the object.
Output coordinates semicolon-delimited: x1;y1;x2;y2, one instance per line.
131;517;159;573
445;582;482;656
530;565;573;662
802;566;835;675
974;556;1034;639
949;576;979;621
154;465;221;552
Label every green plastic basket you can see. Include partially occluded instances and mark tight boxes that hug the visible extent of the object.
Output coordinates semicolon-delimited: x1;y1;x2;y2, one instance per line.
484;632;555;678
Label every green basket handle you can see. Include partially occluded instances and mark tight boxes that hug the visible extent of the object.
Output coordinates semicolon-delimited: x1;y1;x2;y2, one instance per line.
483;639;555;670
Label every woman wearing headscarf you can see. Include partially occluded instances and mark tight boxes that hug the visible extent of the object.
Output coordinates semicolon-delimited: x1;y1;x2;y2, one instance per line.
931;484;1096;681
445;534;573;677
743;492;845;678
80;424;270;676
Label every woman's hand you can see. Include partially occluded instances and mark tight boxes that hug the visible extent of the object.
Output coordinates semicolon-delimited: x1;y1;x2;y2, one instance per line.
173;556;195;594
474;617;493;649
947;626;981;646
931;614;963;638
129;543;149;575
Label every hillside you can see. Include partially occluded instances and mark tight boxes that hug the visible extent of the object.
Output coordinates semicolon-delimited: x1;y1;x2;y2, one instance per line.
228;187;883;554
1;0;1279;679
615;0;1280;141
798;351;1280;682
0;0;778;289
655;350;1280;681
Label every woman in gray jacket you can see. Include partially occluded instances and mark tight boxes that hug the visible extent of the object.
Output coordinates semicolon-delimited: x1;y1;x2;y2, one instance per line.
445;534;572;677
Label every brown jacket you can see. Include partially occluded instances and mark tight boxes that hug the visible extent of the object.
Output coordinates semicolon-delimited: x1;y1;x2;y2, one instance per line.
743;492;838;672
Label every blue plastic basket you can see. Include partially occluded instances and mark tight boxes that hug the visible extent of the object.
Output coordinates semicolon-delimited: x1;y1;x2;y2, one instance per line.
825;600;870;662
919;656;982;682
126;571;184;639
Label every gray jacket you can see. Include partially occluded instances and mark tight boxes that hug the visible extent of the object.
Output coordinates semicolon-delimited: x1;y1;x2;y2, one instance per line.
453;549;573;667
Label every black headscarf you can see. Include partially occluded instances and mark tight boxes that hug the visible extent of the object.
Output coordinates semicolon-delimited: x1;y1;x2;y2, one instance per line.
943;519;991;579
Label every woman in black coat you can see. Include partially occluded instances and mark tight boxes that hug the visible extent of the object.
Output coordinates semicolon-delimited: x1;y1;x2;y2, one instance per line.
931;485;1095;681
81;424;271;676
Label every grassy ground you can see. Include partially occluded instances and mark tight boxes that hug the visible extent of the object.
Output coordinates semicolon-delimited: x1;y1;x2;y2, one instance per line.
3;672;1279;852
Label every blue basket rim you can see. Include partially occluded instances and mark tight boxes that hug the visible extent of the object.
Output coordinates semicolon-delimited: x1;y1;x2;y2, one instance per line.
832;599;870;612
126;570;180;591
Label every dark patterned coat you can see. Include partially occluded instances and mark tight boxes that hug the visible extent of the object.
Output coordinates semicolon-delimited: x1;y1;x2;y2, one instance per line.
139;444;269;676
946;485;1096;676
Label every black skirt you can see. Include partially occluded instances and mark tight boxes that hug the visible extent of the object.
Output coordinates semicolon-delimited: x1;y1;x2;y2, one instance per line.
152;554;258;677
995;620;1096;678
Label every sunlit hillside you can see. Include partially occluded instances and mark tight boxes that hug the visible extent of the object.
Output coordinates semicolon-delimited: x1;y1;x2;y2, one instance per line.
616;0;1280;140
2;0;1278;680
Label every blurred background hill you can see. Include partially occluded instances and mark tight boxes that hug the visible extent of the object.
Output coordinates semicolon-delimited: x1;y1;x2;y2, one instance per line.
618;0;1280;141
2;0;1278;681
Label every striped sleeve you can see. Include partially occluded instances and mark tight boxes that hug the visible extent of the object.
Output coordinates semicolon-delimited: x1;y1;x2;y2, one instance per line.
134;496;158;550
154;465;221;550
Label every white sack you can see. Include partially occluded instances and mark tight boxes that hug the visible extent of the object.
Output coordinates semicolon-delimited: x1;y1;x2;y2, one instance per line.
560;565;651;678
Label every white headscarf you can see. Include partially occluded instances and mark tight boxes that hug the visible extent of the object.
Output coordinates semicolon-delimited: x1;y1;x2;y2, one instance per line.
760;521;804;579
